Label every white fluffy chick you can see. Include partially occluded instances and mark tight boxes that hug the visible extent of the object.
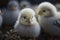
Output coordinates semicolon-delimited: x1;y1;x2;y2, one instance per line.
0;10;3;28
55;3;60;11
37;2;60;36
19;1;31;10
2;0;20;26
14;8;40;40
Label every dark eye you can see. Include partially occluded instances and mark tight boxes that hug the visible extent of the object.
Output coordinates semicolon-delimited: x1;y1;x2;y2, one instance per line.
23;16;26;19
42;10;46;12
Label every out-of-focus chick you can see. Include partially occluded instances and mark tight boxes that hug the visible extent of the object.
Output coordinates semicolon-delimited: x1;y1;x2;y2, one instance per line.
0;10;3;28
2;0;20;29
19;1;31;10
55;3;60;11
14;8;40;40
31;5;39;12
37;2;60;36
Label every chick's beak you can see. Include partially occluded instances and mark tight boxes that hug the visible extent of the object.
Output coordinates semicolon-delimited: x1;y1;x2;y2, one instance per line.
27;18;31;23
38;11;43;15
9;6;16;10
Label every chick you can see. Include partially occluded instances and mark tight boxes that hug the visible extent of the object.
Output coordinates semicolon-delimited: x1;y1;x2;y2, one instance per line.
0;10;3;28
37;2;60;36
2;0;20;30
14;8;40;40
19;1;31;10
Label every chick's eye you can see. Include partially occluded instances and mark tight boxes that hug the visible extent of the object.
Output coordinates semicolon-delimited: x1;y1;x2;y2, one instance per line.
23;16;26;19
42;10;46;12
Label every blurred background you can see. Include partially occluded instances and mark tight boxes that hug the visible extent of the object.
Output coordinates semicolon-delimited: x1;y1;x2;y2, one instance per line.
0;0;59;8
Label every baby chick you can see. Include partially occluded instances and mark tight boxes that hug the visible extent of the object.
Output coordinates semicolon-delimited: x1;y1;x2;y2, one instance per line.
14;8;40;40
37;2;60;36
19;1;31;10
2;0;20;29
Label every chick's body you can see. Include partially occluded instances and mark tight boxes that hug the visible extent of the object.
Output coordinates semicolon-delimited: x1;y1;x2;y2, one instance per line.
40;16;60;36
3;9;20;25
15;21;40;37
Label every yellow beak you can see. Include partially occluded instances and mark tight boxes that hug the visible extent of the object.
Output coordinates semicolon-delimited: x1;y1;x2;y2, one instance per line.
38;11;43;15
28;19;31;23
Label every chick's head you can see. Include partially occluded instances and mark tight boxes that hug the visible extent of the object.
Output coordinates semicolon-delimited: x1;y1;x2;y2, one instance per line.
37;2;57;18
8;1;19;10
19;8;37;25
